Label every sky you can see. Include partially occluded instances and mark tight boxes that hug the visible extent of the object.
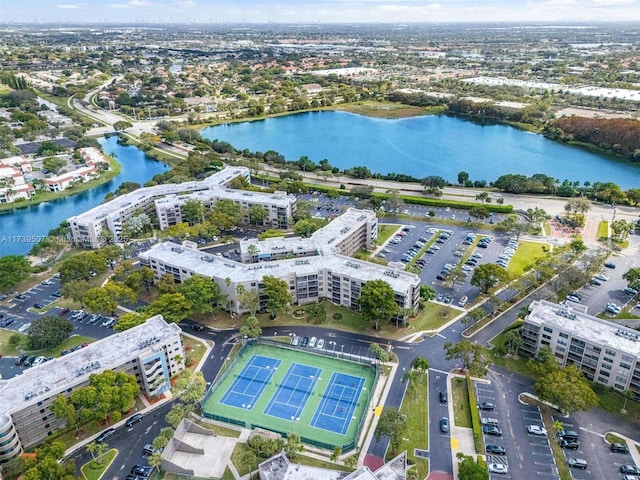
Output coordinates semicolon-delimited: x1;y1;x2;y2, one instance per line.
3;0;640;24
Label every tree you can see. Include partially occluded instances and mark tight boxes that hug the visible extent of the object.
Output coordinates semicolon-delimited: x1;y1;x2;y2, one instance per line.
61;279;92;307
20;442;76;480
568;236;587;255
413;357;430;374
496;214;529;239
535;365;598;415
528;346;560;377
42;156;66;174
173;370;206;405
182;199;206;226
419;285;435;301
623;267;640;291
248;205;268;225
458;454;489;480
156;273;179;294
503;330;523;355
306;302;327;324
374;407;407;452
59;251;107;283
358;279;398;330
113;120;133;131
294;217;327;237
468;206;490;222
444;340;488;375
369;343;390;363
114;311;148;331
241;450;257;476
26;316;73;350
284;433;304;459
51;395;79;432
475;191;489;203
240;316;262;339
458;171;470;185
470;263;509;294
237;287;260;316
0;255;32;292
330;446;342;462
262;275;292;318
144;292;192;323
83;282;137;315
179;275;221;315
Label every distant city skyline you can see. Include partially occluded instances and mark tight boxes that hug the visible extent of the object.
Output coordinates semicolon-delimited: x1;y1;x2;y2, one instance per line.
3;0;640;24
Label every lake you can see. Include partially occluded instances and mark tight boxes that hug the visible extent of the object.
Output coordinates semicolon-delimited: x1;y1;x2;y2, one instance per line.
201;111;640;189
0;136;169;256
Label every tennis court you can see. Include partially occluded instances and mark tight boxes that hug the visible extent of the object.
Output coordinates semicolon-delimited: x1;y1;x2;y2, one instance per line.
220;354;281;410
310;372;366;435
264;363;322;421
202;342;378;451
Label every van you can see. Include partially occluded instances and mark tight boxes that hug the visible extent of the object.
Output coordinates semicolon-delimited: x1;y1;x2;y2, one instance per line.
558;430;579;441
126;413;143;427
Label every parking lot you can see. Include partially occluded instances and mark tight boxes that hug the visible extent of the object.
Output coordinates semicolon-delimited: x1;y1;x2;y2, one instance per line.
476;374;560;480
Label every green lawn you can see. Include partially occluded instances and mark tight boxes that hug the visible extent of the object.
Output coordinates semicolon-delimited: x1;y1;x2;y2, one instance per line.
0;84;12;94
604;432;626;445
507;241;547;277
451;377;472;428
377;224;400;245
406;230;441;269
392;371;429;479
0;330;94;358
0;329;27;356
182;334;209;369
408;302;458;334
598;221;609;239
80;448;118;480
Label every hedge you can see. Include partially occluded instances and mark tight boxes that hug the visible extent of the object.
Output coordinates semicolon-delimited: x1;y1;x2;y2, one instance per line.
467;373;484;453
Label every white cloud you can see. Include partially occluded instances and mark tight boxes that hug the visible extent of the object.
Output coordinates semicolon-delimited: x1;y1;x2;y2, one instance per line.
56;3;83;8
110;0;152;8
173;0;197;7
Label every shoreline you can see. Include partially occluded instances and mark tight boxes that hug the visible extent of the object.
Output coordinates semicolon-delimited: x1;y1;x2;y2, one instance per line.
0;154;121;214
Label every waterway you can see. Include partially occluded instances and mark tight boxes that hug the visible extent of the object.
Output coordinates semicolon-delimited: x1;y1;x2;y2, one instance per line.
0;136;169;256
201;111;640;189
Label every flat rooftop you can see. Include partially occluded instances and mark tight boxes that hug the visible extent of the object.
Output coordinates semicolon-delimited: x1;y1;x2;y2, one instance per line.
69;167;249;224
0;315;181;418
238;236;319;257
155;186;295;209
310;208;376;250
141;242;418;292
527;300;640;357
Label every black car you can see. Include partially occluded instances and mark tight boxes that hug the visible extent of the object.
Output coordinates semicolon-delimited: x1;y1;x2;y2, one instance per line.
604;262;616;269
439;390;447;403
560;439;580;449
125;413;143;427
33;303;46;309
130;465;153;477
190;323;205;331
482;425;503;436
478;402;495;411
611;443;630;454
300;336;309;347
15;354;28;366
0;317;14;328
96;428;116;443
486;444;506;455
23;355;36;367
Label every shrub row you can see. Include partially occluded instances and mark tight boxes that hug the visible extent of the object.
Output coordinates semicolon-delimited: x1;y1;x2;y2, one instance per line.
466;373;484;453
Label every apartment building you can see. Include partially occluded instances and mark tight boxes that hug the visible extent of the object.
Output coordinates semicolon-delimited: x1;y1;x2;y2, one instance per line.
0;165;34;204
155;187;296;230
520;300;640;395
68;167;250;248
0;315;183;462
139;239;420;316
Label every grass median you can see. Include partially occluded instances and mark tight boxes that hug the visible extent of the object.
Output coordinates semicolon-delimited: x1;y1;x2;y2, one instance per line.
395;370;429;479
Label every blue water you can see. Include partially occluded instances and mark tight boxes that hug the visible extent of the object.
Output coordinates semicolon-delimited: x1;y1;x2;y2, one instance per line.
0;136;169;256
201;111;640;189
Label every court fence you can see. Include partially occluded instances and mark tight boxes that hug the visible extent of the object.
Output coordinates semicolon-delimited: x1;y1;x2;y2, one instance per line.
200;338;379;452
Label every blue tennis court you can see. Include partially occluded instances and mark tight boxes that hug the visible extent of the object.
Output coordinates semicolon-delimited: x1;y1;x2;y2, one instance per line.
220;354;281;410
310;372;366;435
264;363;322;421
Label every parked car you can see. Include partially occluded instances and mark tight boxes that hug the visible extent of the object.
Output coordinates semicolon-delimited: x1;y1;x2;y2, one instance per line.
300;337;309;347
485;445;506;455
527;425;547;436
488;463;508;474
567;458;587;469
482;425;502;436
291;335;300;346
190;323;205;331
33;303;46;309
611;443;630;454
309;337;317;348
316;339;325;349
130;465;153;477
560;439;580;449
478;402;494;411
621;465;640;474
604;262;616;269
125;413;143;427
439;391;447;403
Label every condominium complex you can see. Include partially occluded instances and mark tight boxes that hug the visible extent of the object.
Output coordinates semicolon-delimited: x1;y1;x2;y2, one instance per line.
520;300;640;395
139;208;420;316
68;166;262;248
0;316;184;462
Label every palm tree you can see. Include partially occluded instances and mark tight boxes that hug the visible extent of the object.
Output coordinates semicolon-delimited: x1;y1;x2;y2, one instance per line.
621;389;635;413
413;357;430;374
86;442;99;461
148;452;163;471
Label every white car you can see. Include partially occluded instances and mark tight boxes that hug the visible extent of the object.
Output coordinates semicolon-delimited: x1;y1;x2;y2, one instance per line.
527;425;547;436
316;339;325;349
595;274;610;281
488;463;508;474
18;323;31;333
309;336;317;348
